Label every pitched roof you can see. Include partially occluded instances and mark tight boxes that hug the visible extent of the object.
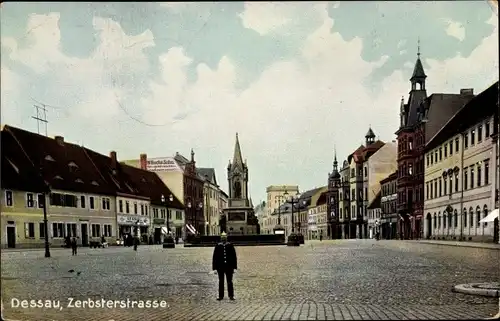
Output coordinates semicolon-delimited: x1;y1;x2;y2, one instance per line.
3;125;115;195
411;57;426;80
367;192;381;209
196;167;218;185
380;171;398;185
1;129;47;193
1;125;185;207
425;81;499;152
365;127;375;138
421;92;475;142
232;133;244;166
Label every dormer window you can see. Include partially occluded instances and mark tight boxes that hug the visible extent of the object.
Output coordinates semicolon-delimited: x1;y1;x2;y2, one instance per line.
91;181;99;186
54;176;63;180
75;179;84;184
68;162;78;172
141;178;146;183
45;155;55;161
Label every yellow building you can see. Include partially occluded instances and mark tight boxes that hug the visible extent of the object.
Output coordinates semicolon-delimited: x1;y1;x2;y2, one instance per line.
262;185;299;234
423;82;499;243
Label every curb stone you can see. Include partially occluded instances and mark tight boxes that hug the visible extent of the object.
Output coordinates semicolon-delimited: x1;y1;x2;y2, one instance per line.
453;283;500;297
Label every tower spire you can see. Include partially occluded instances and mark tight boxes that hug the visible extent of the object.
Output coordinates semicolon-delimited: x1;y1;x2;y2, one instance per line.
417;37;420;58
232;132;243;165
333;146;338;171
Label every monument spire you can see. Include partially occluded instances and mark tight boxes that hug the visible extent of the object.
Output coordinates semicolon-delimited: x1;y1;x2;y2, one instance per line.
232;132;243;165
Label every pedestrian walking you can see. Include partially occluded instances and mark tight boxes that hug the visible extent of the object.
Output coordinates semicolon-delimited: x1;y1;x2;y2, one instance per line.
212;232;237;301
71;237;77;256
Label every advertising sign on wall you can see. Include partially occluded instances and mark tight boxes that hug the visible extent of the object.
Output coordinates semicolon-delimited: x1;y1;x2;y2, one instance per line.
146;157;182;172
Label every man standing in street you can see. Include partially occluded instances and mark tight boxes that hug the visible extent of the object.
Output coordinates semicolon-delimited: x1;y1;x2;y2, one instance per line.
212;232;237;301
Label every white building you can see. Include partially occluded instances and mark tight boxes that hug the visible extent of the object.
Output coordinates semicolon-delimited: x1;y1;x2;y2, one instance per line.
423;82;499;242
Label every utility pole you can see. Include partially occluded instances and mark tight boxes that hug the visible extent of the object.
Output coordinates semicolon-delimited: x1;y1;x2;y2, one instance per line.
32;104;48;136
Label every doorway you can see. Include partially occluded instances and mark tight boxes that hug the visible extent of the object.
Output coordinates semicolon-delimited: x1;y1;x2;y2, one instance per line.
80;223;88;246
154;228;162;244
7;226;16;248
426;214;432;239
494;218;499;243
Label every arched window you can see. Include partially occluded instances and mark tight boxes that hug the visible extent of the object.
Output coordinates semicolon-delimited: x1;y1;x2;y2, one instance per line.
463;208;467;228
476;206;481;227
443;213;447;228
483;205;488;227
438;212;441;228
433;213;437;228
453;210;458;228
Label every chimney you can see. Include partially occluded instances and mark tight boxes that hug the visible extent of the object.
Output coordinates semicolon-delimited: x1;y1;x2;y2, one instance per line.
140;153;147;170
460;88;474;96
55;136;64;146
110;151;117;170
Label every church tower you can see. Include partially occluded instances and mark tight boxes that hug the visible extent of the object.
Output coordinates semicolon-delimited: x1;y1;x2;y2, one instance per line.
223;133;255;235
227;133;249;202
327;148;341;239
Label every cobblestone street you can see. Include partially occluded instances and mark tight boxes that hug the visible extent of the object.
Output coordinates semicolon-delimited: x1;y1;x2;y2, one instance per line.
1;240;499;320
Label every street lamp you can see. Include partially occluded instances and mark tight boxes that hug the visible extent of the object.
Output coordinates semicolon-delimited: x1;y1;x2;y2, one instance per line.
286;193;301;246
39;165;51;258
133;219;139;251
162;194;175;248
274;190;287;235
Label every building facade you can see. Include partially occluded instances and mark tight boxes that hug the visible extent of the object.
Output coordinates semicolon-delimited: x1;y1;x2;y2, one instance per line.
423;82;499;243
263;185;299;234
326;152;341;239
380;171;398;239
307;188;328;239
395;50;476;240
1;125;183;248
338;160;352;238
197;168;222;236
367;192;382;239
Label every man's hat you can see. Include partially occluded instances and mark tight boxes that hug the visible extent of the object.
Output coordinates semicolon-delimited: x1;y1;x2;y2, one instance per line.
220;232;227;237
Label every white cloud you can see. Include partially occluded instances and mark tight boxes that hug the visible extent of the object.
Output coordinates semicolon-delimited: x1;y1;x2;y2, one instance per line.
2;9;498;197
239;2;326;35
443;18;466;41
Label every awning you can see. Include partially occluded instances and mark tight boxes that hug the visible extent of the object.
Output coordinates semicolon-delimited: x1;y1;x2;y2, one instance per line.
480;209;499;223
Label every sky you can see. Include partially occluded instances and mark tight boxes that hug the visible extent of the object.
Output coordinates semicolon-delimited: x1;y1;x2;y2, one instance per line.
1;1;498;204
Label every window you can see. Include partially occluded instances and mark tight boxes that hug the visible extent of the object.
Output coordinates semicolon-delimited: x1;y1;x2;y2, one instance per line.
464;208;467;228
167;209;172;220
444;145;447;157
454;173;459;192
24;222;35;238
161;209;166;219
485;160;490;185
364;167;367;177
134;202;138;214
37;194;44;208
39;222;45;239
66;223;77;237
454;210;458;228
439;148;442;161
434;151;438;163
426;155;429;167
464;133;468;148
125;201;130;213
476;163;482;187
485;122;490;137
455;138;459;152
470;167;474;189
430;183;433;199
478;125;482;142
5;190;13;206
443;179;447;196
464;168;468;190
153;208;158;218
408;164;413;175
49;193;77;207
434;180;437;198
438;213;441;228
26;193;34;208
102;197;111;210
476;207;481;226
443;213;447;228
351;189;355;200
145;206;148;216
90;196;95;209
52;223;64;238
141;204;144;215
470;207;474;227
449;142;453;155
103;224;112;237
91;224;101;237
176;211;182;220
449;176;452;195
426;182;429;199
433;214;437;228
80;196;86;208
119;200;123;213
438;179;442;197
470;129;475;146
483;206;488;227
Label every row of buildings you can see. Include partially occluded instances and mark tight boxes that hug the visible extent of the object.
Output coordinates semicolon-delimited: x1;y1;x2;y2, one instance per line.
0;125;232;248
323;52;499;243
258;51;499;243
